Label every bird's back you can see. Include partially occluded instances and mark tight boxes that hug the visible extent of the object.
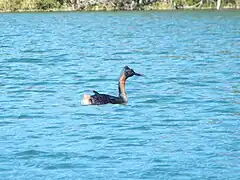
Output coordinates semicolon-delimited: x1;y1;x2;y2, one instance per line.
90;93;124;105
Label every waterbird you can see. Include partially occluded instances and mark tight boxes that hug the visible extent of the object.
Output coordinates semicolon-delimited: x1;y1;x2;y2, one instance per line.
81;66;143;105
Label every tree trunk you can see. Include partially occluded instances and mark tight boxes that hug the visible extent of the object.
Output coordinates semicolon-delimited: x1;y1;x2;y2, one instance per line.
217;0;221;9
70;0;76;9
199;0;203;8
236;0;240;8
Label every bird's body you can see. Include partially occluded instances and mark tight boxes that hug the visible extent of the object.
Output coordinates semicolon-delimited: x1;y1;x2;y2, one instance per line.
88;91;125;105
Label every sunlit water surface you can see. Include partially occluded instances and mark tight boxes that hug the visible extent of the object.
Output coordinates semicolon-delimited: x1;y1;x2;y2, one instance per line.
0;10;240;180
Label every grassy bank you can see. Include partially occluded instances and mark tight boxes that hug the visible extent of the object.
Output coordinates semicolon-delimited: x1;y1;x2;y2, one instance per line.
0;0;239;12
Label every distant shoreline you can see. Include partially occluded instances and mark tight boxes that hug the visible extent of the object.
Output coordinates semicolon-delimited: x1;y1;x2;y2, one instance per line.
0;1;239;13
0;7;239;13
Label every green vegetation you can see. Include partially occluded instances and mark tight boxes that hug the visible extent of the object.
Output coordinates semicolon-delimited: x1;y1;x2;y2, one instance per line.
0;0;239;12
0;0;70;12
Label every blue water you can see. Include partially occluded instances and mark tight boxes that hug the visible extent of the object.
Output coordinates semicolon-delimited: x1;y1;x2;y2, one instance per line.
0;10;240;179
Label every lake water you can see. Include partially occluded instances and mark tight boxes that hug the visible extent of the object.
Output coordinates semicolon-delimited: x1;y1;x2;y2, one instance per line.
0;10;240;179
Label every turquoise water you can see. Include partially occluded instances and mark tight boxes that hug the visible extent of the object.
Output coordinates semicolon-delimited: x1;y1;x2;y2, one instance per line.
0;10;240;179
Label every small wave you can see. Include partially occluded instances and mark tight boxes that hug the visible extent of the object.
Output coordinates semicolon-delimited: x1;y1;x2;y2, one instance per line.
0;121;15;126
141;99;158;104
125;126;151;131
17;114;45;119
15;150;47;157
6;57;42;63
112;51;133;55
44;163;87;170
84;136;106;140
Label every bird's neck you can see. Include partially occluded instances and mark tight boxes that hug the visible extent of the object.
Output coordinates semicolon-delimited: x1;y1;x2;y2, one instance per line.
118;74;128;102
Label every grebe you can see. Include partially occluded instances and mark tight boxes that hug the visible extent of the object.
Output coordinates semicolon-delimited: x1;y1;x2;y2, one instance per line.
82;66;143;105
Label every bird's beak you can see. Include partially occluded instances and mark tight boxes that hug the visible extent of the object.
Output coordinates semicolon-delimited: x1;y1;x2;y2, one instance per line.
134;72;144;76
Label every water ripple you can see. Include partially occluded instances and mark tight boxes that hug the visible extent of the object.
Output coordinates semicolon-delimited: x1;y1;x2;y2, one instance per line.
0;11;239;180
